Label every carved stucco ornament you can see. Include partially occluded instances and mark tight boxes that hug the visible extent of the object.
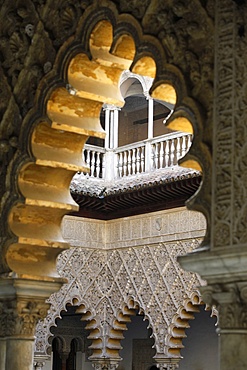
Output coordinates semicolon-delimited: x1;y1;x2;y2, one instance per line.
35;239;206;361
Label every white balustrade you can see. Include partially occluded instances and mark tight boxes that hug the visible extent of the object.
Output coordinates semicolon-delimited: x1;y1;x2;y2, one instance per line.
116;143;146;178
82;132;192;181
82;145;106;179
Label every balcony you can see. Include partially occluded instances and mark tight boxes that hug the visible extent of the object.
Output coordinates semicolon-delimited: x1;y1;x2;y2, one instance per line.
71;131;201;220
82;131;192;181
70;71;201;219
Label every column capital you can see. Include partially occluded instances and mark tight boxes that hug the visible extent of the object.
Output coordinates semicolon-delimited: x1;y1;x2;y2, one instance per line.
200;283;247;331
0;298;49;338
0;276;62;338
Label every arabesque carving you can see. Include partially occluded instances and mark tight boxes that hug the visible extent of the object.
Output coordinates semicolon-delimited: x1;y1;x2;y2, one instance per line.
35;238;205;360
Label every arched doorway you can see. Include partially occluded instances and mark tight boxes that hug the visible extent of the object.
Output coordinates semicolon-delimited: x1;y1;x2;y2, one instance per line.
50;306;89;370
179;306;218;370
118;313;155;370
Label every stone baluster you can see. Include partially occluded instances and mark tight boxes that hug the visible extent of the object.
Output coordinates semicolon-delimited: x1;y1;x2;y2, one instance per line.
102;152;106;179
91;150;96;177
170;138;175;166
96;152;101;178
154;143;159;169
136;147;141;174
141;146;145;172
85;148;91;169
181;135;187;158
159;141;164;169
175;136;181;163
123;151;127;176
131;147;136;175
164;140;170;167
127;149;132;175
117;152;123;178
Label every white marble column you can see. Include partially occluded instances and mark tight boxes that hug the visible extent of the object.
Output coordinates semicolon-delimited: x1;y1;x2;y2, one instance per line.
104;107;110;149
103;105;120;150
0;277;61;370
103;104;120;181
201;284;247;370
6;337;35;370
148;97;154;139
113;108;119;149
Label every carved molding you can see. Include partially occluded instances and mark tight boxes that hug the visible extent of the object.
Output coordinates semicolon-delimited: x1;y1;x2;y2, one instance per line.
212;0;235;248
212;0;247;248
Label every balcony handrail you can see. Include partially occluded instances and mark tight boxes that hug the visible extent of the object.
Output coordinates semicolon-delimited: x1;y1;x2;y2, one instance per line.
84;143;106;153
83;131;192;181
114;131;188;153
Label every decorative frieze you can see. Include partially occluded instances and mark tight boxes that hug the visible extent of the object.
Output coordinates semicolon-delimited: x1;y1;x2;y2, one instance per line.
212;0;235;248
62;208;206;250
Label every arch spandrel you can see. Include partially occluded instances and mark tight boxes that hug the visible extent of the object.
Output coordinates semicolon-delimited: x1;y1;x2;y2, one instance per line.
35;237;207;362
0;4;214;369
1;0;212;276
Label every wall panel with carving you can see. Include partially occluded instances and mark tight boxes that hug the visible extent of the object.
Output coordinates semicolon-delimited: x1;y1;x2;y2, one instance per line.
35;209;207;362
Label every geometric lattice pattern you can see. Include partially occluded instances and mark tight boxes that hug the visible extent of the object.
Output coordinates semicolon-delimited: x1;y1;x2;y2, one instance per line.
35;238;205;359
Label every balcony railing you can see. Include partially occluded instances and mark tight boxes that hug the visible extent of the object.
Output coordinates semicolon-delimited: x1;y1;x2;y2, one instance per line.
82;132;192;182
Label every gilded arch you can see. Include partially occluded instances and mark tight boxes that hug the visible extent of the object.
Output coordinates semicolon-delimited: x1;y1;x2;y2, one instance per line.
0;0;212;280
0;2;214;369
